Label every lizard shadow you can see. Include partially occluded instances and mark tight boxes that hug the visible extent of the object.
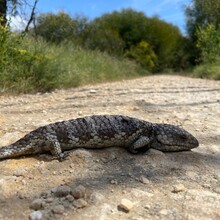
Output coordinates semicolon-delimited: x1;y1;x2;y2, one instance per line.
63;148;220;189
1;148;219;219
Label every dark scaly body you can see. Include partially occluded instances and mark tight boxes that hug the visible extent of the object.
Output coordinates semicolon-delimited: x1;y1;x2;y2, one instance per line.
0;115;199;161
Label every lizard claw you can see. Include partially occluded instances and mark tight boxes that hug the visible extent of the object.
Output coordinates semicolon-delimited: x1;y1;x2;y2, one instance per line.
58;152;70;161
128;145;139;154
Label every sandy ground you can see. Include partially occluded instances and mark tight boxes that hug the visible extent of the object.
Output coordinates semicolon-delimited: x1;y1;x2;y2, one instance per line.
0;75;219;220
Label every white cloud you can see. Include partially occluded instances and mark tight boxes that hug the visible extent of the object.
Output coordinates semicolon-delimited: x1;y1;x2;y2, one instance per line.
8;15;27;32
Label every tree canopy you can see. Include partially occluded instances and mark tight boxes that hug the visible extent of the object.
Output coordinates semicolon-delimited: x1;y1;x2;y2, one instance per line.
185;0;220;38
34;9;186;71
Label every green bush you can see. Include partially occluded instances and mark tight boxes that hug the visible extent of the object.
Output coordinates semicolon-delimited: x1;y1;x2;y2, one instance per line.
52;41;149;87
196;24;220;63
126;40;157;71
193;63;220;80
83;10;186;71
0;24;62;93
34;12;88;44
0;32;148;94
34;9;188;72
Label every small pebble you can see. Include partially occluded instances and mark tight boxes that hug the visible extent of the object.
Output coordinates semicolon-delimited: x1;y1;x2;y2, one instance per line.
159;209;168;215
73;198;88;208
139;176;150;184
30;199;44;210
54;185;71;197
29;211;43;220
66;194;75;202
214;187;220;194
90;89;97;94
119;199;134;212
70;163;75;168
133;106;140;111
52;205;65;214
172;184;185;193
110;180;118;185
13;168;27;177
146;149;165;156
71;185;86;199
45;198;54;203
144;205;151;209
18;193;26;199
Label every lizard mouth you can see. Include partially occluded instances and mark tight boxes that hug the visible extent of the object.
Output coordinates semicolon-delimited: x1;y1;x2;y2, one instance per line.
154;135;199;151
166;141;198;151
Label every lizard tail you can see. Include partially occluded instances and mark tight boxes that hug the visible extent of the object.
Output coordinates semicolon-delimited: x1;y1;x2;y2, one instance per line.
0;144;35;160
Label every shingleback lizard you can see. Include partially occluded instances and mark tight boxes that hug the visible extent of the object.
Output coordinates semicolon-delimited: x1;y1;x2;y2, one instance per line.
0;115;199;161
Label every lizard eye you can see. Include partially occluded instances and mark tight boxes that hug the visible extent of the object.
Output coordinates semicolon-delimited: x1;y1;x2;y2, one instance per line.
181;134;187;140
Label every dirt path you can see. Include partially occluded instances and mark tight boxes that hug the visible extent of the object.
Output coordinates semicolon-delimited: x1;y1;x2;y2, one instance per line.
0;75;220;220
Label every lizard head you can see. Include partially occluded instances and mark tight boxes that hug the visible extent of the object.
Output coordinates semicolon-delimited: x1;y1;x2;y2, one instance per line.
152;123;199;151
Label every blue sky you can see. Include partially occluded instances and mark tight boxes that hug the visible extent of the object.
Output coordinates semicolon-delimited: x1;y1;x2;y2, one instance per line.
14;0;192;33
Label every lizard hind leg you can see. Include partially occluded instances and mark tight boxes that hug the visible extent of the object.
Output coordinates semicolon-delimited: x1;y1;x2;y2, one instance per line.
46;140;68;161
48;141;70;161
43;132;69;161
128;136;151;154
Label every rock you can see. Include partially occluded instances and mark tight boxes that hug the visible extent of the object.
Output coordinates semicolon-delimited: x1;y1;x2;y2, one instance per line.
214;187;220;194
139;176;150;184
73;198;88;208
54;185;71;197
89;89;97;94
71;185;86;199
52;205;65;214
30;199;44;210
13;168;27;177
172;184;185;193
159;209;169;215
29;211;43;220
66;194;75;202
45;198;54;203
146;149;166;156
132;106;140;111
118;199;134;212
110;179;118;185
144;205;151;209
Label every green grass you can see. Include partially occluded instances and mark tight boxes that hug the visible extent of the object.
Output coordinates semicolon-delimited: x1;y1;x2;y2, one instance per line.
0;36;148;94
2;34;219;95
193;63;220;80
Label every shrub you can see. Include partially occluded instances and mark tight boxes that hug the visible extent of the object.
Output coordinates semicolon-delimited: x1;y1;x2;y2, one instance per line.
126;40;157;71
0;26;62;93
0;33;148;94
195;24;220;63
193;63;220;80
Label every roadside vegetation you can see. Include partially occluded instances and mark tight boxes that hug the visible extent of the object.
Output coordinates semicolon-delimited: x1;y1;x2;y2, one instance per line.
0;0;220;93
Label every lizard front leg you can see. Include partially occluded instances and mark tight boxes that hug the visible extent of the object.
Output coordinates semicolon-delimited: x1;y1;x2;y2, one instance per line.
128;136;151;154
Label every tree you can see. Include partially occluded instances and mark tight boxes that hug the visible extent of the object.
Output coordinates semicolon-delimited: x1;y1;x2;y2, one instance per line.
35;12;88;44
196;24;220;63
145;16;183;70
0;0;38;31
24;0;39;32
88;9;149;50
185;0;220;64
0;0;7;26
84;9;184;70
185;0;220;38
